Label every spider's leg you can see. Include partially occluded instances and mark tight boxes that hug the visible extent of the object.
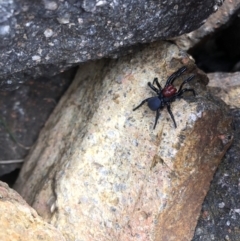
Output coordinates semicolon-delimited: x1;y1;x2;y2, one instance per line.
152;78;162;91
165;66;187;87
166;104;177;128
177;75;195;93
153;109;161;129
175;88;196;97
148;82;160;94
133;98;151;111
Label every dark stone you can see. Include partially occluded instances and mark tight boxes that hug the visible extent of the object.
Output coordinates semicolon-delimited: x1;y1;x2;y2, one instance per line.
0;67;76;179
189;8;240;73
0;0;222;89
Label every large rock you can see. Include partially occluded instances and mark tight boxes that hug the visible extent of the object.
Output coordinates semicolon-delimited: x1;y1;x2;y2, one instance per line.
14;41;233;241
0;0;222;89
0;181;66;241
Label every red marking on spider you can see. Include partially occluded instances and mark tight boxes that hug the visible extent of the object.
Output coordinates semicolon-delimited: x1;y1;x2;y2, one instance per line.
162;85;177;97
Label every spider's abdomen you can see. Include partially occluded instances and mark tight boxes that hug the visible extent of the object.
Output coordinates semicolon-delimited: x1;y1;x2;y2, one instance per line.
162;85;177;97
147;97;161;111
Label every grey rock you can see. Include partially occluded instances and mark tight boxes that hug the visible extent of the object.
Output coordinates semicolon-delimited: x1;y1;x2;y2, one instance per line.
0;0;222;89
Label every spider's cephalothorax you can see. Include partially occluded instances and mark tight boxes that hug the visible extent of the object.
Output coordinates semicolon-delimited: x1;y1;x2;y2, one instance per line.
133;66;196;129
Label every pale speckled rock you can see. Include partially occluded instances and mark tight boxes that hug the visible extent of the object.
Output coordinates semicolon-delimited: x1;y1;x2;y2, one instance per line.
208;71;240;108
0;181;66;241
14;41;233;241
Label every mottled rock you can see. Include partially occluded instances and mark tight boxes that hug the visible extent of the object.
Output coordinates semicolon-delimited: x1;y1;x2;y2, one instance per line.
208;72;240;108
15;41;233;241
0;181;66;241
0;0;222;89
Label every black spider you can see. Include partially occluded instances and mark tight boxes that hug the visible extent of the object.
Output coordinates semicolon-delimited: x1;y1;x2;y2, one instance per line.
133;66;196;129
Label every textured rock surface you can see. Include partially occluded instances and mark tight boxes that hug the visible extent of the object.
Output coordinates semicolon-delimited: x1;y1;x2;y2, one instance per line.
14;41;233;241
172;0;240;50
191;73;240;240
0;0;222;89
192;109;240;241
0;181;66;241
0;68;76;179
208;72;240;108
